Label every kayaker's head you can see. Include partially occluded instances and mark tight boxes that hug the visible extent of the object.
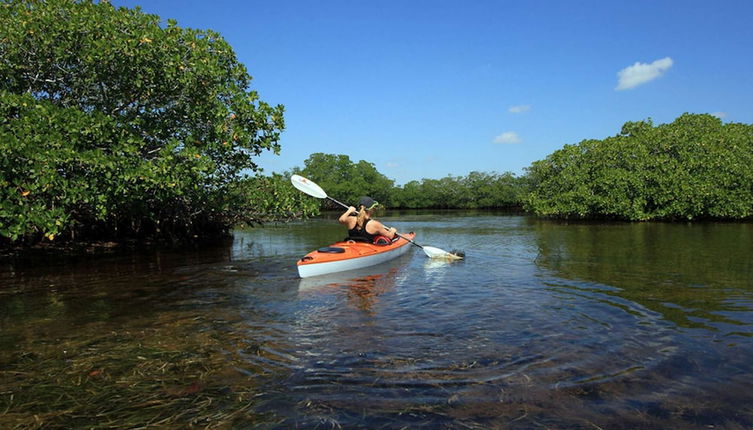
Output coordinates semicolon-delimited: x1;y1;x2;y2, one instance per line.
357;196;379;227
359;196;378;211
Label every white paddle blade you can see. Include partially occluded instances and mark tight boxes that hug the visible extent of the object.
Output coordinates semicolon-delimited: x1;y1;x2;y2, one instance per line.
291;174;328;199
422;246;463;260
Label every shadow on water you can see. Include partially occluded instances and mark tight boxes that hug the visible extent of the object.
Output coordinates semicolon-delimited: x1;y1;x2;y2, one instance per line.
2;215;753;429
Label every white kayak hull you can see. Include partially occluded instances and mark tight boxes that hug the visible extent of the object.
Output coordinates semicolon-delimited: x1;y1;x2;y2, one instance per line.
297;233;415;278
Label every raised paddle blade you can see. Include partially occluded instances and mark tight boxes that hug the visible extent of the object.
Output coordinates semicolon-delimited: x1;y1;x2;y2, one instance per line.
422;246;463;260
291;174;328;199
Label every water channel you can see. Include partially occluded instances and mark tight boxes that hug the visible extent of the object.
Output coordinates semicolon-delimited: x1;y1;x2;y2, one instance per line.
2;212;752;428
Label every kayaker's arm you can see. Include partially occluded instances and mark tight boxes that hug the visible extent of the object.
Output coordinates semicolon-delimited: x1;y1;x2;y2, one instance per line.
338;206;357;224
371;221;397;239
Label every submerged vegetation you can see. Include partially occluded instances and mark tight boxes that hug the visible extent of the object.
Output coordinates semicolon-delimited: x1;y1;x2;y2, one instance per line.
0;306;269;428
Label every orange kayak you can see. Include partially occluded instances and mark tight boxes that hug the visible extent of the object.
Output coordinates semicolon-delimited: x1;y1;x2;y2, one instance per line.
297;233;416;278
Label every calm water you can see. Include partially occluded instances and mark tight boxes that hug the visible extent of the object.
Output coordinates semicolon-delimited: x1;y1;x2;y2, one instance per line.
1;213;752;429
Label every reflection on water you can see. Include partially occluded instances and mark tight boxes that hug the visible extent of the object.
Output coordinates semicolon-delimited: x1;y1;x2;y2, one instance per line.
532;220;753;333
1;214;753;428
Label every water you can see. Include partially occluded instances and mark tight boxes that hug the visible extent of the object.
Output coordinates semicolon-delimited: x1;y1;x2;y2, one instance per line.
1;213;752;429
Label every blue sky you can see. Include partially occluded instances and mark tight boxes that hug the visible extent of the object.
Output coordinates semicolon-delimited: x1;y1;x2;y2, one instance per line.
112;0;753;185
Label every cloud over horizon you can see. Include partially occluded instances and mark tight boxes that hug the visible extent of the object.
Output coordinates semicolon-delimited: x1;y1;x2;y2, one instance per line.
616;57;674;90
493;131;521;144
508;105;531;114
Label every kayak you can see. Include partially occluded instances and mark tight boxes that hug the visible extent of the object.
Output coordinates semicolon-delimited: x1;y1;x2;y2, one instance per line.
297;232;416;278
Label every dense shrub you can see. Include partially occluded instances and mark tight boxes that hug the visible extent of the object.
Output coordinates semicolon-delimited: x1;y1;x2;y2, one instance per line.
524;114;753;220
0;0;286;245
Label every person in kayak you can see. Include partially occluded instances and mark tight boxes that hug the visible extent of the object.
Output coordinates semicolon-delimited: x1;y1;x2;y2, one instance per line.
339;196;398;244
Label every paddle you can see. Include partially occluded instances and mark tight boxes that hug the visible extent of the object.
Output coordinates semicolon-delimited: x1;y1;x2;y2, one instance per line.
291;174;463;260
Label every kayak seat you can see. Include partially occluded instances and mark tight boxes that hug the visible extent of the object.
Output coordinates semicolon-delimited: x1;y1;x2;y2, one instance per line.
318;246;345;253
373;235;398;245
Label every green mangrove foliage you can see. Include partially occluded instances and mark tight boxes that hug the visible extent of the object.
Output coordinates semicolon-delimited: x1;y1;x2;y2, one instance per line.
291;153;525;210
297;114;752;218
228;173;320;223
391;171;524;209
294;153;395;209
0;0;285;244
524;114;753;220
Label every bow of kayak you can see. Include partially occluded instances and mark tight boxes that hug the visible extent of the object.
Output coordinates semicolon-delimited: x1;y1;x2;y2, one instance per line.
297;232;416;278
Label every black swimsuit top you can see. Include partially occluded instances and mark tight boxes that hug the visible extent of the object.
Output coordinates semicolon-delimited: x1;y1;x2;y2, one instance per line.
348;219;378;242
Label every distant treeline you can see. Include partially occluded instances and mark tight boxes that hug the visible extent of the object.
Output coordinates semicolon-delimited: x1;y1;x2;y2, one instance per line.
391;172;524;210
294;113;753;221
288;153;524;210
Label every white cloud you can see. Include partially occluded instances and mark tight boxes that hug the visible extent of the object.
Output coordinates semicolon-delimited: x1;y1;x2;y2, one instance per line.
711;112;727;119
616;57;674;90
508;105;531;114
386;162;400;168
493;131;521;144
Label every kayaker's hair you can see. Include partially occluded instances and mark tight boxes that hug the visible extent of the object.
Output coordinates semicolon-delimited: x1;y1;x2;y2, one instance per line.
356;205;372;229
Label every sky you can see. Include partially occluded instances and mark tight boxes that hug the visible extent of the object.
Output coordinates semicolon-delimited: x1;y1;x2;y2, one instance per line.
112;0;753;185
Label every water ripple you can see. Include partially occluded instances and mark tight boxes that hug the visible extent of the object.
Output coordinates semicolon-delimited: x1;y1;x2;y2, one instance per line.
4;215;753;428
